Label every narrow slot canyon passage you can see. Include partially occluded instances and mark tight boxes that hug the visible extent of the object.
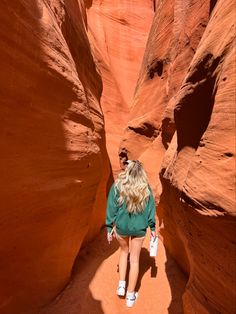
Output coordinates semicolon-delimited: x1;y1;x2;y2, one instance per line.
41;0;236;312
40;1;189;312
0;1;235;314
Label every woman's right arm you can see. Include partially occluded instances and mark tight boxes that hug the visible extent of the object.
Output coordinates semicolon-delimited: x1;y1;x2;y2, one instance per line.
147;187;156;236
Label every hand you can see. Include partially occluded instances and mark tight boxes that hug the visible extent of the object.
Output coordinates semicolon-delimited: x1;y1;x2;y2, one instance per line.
107;231;113;244
151;230;156;239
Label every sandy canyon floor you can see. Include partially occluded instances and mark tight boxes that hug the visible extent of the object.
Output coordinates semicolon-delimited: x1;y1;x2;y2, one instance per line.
41;229;187;314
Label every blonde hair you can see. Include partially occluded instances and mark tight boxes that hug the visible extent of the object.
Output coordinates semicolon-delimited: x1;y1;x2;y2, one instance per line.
114;160;150;214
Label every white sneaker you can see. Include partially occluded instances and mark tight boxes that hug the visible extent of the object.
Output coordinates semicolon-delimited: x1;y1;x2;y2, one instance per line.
116;286;126;296
126;291;138;307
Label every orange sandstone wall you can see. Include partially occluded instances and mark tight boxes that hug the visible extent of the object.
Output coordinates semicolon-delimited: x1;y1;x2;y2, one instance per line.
160;0;236;312
119;0;212;186
0;1;109;313
120;0;236;312
85;0;154;176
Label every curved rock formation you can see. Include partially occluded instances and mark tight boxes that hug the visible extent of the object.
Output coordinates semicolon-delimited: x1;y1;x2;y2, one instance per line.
119;0;212;187
0;1;109;313
160;0;236;312
120;0;236;312
85;0;154;176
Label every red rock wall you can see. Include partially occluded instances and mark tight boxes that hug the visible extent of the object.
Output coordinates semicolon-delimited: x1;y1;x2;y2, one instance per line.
0;1;109;313
119;0;212;187
85;0;154;176
120;0;236;312
160;0;236;312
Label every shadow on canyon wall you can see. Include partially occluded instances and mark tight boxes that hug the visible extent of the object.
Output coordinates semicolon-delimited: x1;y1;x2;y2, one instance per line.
175;53;219;152
165;249;188;314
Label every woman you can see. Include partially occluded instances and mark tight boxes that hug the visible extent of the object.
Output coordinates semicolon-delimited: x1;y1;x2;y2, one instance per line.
106;159;156;307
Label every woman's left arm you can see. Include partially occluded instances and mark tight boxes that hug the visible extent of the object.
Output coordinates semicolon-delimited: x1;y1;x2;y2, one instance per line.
105;184;118;235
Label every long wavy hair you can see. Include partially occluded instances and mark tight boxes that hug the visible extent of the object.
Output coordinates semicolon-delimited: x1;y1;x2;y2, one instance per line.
114;160;150;214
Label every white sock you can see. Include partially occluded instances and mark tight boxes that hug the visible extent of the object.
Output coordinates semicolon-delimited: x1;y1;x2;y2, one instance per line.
126;291;134;298
119;280;126;288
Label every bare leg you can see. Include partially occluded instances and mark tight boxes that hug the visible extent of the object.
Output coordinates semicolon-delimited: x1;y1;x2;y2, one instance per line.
116;233;129;281
127;236;145;292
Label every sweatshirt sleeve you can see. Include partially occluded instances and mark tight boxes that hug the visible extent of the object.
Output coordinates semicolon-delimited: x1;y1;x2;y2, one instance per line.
105;183;118;233
147;186;156;231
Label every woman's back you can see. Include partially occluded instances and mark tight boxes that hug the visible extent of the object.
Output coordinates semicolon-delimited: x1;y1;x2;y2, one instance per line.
106;182;156;237
106;160;156;237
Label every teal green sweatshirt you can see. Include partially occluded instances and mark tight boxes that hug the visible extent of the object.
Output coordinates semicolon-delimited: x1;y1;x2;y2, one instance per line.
105;183;156;237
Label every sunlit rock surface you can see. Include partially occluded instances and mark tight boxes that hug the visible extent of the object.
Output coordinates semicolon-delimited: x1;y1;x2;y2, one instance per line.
0;1;109;313
119;0;212;186
85;0;154;176
120;0;236;312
